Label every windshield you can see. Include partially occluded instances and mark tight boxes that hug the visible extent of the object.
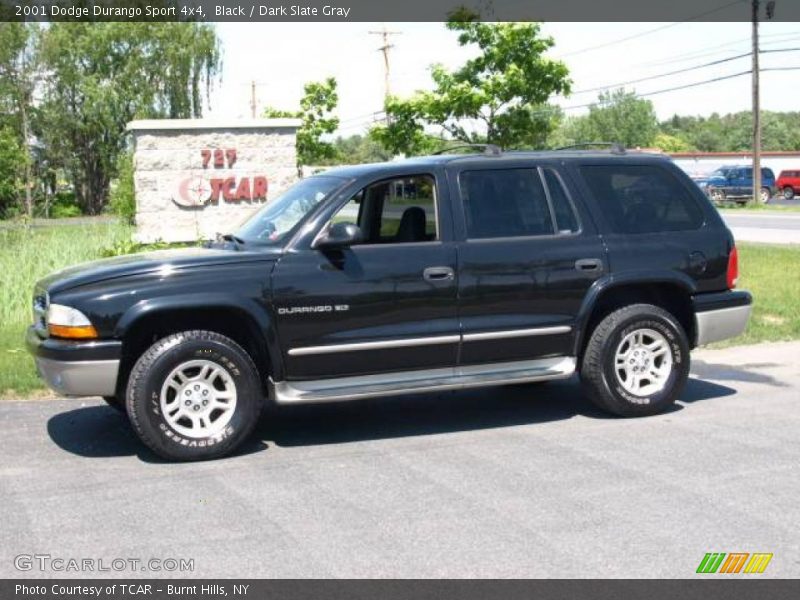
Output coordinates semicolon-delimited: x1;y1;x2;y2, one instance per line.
235;176;344;243
710;168;731;178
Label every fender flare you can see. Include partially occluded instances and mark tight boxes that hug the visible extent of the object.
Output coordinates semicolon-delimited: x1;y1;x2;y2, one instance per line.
572;270;697;356
114;293;285;380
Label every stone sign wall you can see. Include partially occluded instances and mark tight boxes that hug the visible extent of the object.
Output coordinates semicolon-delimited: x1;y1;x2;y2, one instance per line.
128;118;301;243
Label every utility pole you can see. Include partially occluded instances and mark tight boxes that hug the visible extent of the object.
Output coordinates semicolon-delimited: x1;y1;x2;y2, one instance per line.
250;80;257;118
752;0;762;204
369;26;402;102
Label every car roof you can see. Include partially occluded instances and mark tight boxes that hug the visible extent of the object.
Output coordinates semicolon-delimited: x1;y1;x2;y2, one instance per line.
313;150;671;179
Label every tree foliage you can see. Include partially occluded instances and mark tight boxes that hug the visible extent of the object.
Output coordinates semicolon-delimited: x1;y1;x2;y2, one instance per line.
373;20;571;155
0;23;38;217
36;23;220;214
558;89;659;149
264;77;340;167
660;111;800;152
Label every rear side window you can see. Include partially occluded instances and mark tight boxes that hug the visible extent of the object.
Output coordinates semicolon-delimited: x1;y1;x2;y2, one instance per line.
580;165;704;234
543;169;579;233
460;169;554;239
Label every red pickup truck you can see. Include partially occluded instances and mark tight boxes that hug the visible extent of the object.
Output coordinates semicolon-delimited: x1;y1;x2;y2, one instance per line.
777;170;800;199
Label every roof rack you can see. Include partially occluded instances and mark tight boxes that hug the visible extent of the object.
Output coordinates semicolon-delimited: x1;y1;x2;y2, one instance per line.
433;144;502;156
556;142;626;155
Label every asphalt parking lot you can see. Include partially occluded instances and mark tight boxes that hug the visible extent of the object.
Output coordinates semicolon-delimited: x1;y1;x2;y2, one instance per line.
1;342;798;579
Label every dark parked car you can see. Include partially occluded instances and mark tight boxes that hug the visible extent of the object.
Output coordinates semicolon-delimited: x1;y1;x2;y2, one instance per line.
697;165;776;204
27;148;752;461
776;169;800;199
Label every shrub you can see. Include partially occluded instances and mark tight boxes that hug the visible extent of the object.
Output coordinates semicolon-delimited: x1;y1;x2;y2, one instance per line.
109;150;136;224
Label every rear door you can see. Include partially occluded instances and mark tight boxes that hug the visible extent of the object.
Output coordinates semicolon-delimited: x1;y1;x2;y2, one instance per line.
572;159;727;294
450;162;606;365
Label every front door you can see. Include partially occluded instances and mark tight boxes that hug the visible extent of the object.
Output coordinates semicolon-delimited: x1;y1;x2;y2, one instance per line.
272;172;459;380
451;164;606;365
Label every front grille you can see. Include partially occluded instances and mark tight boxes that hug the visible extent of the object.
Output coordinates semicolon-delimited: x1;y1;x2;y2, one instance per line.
32;288;48;338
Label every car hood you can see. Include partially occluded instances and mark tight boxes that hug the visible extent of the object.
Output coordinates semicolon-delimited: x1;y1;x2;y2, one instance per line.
39;246;282;294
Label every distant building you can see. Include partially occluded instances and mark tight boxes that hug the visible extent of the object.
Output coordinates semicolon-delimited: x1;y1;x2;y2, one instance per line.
669;151;800;179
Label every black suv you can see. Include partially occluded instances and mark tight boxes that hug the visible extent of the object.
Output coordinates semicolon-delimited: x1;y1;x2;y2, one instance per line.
27;149;752;461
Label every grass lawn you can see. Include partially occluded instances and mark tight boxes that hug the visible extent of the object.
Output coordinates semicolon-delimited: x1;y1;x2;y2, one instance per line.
0;219;797;397
716;243;800;347
0;219;131;397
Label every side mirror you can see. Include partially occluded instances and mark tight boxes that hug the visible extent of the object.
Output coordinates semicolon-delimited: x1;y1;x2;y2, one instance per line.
313;222;364;249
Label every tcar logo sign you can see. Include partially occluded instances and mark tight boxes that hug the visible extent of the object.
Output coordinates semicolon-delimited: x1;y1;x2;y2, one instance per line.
173;148;268;208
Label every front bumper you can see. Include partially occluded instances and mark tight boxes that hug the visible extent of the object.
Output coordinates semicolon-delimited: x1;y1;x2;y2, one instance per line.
26;326;122;397
693;290;753;346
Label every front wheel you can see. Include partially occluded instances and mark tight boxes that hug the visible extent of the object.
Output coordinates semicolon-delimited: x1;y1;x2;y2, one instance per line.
126;330;263;461
784;187;795;200
580;304;690;417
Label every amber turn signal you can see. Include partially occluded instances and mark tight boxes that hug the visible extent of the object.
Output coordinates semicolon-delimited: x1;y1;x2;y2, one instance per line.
47;324;98;339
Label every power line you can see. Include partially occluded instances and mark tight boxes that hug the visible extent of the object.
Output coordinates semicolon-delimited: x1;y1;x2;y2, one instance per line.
572;46;800;95
553;0;744;59
635;30;800;68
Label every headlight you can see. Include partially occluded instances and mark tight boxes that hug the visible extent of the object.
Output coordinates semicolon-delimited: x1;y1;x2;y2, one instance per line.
46;304;98;339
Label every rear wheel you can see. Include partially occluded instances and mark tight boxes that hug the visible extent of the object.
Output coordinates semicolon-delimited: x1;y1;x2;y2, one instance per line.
759;187;771;204
126;330;263;461
784;186;795;200
580;304;690;417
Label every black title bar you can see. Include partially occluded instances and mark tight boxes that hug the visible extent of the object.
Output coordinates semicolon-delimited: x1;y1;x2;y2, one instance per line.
2;0;800;22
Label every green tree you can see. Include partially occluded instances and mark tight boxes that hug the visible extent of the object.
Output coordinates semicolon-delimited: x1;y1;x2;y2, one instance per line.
653;132;694;153
329;134;392;165
373;20;571;155
37;23;220;214
559;89;658;149
264;77;340;167
0;23;38;217
0;125;23;218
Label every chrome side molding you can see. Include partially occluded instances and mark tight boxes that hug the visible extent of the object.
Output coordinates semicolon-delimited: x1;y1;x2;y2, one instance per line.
271;356;576;404
288;325;572;357
288;334;460;357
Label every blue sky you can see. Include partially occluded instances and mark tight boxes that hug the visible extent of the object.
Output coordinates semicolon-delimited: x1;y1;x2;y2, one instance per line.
206;21;800;135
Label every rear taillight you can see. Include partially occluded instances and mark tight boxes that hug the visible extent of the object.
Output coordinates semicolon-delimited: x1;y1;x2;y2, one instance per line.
727;246;739;289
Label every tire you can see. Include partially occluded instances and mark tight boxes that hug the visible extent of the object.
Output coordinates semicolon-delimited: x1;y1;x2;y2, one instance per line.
126;330;263;461
580;304;690;417
708;187;725;204
759;187;771;204
784;187;795;200
102;395;126;414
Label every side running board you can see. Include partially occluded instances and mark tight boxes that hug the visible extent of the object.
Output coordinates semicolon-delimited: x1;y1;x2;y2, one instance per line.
271;357;576;404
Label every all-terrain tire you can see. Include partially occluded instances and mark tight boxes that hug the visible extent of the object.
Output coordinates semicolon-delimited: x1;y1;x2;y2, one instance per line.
580;304;690;417
126;330;263;461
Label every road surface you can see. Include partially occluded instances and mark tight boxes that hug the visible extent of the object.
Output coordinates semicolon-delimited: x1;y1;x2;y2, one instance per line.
720;211;800;244
1;342;798;578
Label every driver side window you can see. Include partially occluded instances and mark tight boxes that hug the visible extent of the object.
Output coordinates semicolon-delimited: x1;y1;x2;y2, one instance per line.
330;174;438;244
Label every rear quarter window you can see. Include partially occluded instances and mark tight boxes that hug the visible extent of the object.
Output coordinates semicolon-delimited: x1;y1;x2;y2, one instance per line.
580;164;705;234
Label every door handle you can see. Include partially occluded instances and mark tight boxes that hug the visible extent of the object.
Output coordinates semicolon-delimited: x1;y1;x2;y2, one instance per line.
575;258;603;273
423;266;455;282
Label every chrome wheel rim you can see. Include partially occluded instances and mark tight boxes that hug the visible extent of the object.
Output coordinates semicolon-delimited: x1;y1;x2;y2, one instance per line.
614;328;673;397
760;189;770;203
159;359;237;439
